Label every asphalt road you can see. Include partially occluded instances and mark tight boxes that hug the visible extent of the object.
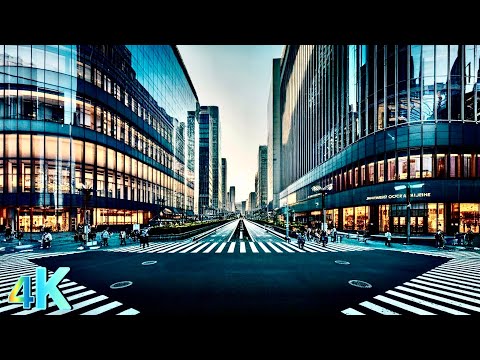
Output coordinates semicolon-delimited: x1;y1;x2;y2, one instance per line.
30;246;447;317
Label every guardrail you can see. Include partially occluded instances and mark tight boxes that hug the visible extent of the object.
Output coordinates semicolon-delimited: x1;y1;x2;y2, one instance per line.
150;220;233;242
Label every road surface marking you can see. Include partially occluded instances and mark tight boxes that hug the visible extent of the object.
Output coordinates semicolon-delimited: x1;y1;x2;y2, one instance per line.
274;242;295;253
386;290;468;315
228;242;236;253
47;295;108;315
81;301;123;315
266;242;283;253
342;308;365;315
395;285;480;313
281;242;306;252
240;242;246;253
256;242;271;253
203;242;220;253
403;281;480;305
117;308;140;315
409;278;480;298
13;289;96;315
374;295;435;315
359;301;400;315
179;242;209;253
427;270;480;284
420;273;480;288
249;242;259;253
215;242;227;253
191;242;211;253
417;275;480;293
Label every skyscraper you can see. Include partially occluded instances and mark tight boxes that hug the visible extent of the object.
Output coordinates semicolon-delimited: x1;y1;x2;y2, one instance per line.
257;145;268;208
198;106;213;215
208;106;222;211
229;186;236;213
268;58;282;209
221;158;227;211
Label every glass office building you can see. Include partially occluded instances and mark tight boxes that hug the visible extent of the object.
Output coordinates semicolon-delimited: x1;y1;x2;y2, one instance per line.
279;45;480;235
0;45;198;232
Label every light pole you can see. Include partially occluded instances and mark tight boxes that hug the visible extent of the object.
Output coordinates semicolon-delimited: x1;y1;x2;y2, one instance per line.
78;183;93;249
285;202;289;239
319;184;333;231
394;183;424;245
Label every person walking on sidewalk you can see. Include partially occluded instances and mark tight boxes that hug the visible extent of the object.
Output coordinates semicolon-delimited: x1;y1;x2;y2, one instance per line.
119;229;126;246
101;228;110;247
385;229;392;247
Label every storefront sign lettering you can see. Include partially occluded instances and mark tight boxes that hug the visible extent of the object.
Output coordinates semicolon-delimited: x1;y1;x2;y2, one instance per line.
366;192;431;201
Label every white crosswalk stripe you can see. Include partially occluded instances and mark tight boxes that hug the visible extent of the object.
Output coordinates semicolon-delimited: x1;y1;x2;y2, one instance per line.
0;250;140;316
102;239;373;255
343;258;480;315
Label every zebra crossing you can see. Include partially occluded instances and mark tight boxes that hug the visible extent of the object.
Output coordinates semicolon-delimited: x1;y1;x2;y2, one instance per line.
105;239;374;255
342;257;480;315
399;249;480;260
0;251;139;316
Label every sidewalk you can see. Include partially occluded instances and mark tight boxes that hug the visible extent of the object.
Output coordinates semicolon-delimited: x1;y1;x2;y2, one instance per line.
252;221;480;257
0;231;155;254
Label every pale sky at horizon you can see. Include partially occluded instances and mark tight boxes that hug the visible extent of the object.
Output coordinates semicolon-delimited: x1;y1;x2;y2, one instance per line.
178;45;284;202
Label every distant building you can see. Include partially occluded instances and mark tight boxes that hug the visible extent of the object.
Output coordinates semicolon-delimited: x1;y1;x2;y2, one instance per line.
221;158;227;211
257;145;268;209
241;201;246;215
198;106;213;215
248;192;257;212
229;186;236;212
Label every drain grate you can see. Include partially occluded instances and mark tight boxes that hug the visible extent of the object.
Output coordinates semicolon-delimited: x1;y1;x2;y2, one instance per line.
110;281;133;289
335;260;350;265
348;280;372;288
142;260;157;266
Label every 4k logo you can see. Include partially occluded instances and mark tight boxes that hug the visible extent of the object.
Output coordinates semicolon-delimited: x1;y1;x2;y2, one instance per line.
8;267;72;310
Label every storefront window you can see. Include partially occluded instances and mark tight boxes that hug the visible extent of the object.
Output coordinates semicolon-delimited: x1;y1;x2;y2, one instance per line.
398;156;408;179
460;203;479;233
355;206;369;231
97;170;105;197
379;204;390;232
343;207;354;230
0;161;3;192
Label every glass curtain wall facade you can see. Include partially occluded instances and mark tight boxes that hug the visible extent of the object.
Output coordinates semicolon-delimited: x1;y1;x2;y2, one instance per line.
0;45;198;232
279;45;480;236
268;58;281;209
198;106;213;216
221;158;227;211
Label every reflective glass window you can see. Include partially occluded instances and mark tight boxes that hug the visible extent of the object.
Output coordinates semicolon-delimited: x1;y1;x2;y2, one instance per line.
450;45;462;120
464;45;475;121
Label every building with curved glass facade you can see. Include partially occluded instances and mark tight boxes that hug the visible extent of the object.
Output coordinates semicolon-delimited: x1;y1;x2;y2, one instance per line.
279;45;480;236
0;45;199;232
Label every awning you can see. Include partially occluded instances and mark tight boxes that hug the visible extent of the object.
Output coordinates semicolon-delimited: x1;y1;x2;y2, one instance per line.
186;210;195;217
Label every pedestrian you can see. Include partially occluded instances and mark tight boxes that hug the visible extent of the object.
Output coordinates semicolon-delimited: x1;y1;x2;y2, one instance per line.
331;227;337;243
143;228;150;248
321;229;327;247
41;228;52;249
435;228;445;249
119;229;126;246
467;228;475;247
101;228;110;247
385;229;392;247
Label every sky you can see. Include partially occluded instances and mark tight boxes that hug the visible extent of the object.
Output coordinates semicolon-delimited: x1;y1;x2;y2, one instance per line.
177;45;284;202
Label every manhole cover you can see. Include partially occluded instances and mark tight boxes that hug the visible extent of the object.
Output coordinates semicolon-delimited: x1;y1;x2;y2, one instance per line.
110;281;133;289
335;260;350;265
348;280;372;288
142;260;157;266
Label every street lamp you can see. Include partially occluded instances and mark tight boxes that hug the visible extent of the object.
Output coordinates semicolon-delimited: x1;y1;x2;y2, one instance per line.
319;184;333;232
394;183;424;245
